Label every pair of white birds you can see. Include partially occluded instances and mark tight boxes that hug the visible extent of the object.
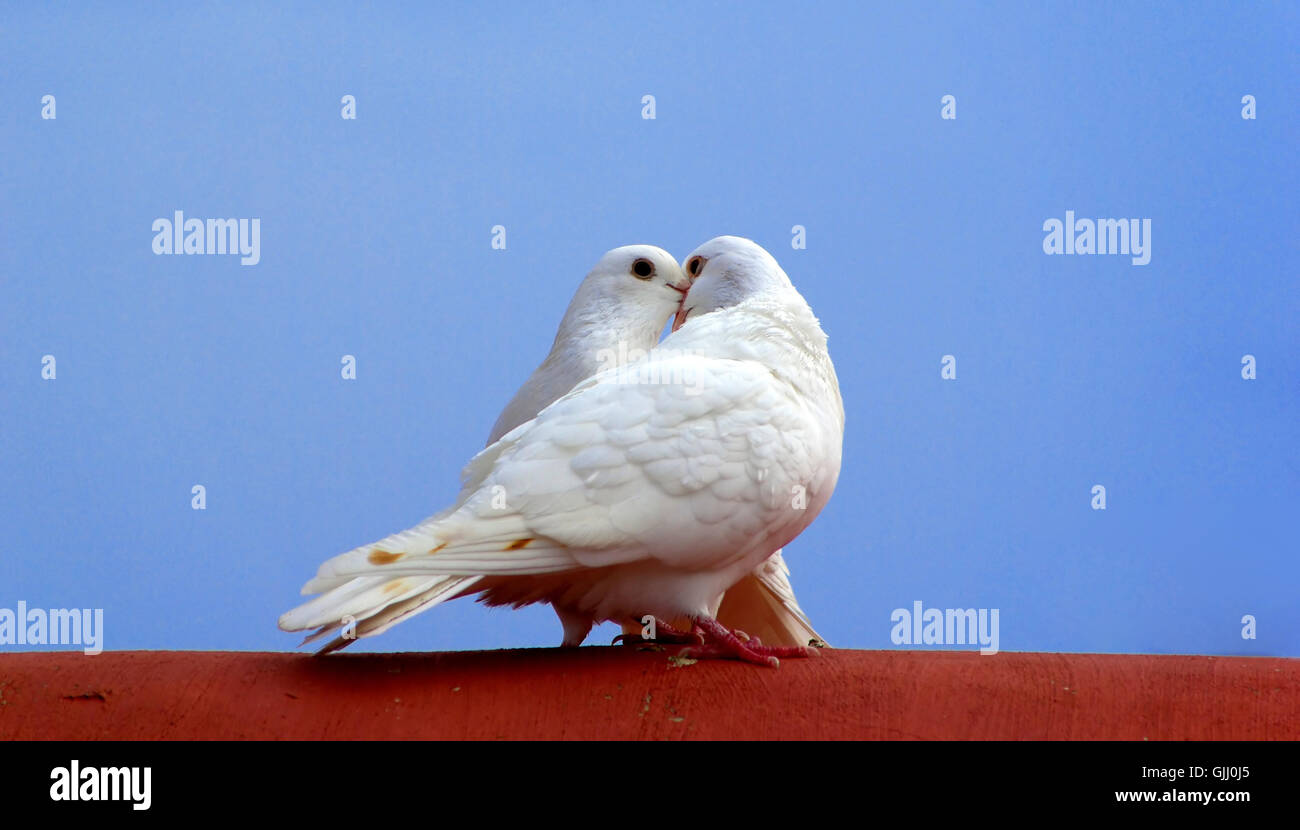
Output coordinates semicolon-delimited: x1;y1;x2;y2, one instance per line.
280;235;844;666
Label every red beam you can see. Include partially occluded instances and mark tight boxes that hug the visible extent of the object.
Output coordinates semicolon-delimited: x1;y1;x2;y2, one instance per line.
1;649;1294;740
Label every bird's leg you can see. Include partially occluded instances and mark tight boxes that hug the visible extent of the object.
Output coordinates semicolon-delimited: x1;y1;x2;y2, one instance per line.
612;617;704;646
653;619;704;643
676;616;821;667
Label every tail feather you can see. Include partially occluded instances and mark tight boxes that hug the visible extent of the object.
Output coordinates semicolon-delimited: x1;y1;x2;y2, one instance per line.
313;576;482;654
715;551;827;648
281;575;405;631
302;532;578;595
283;502;577;652
281;572;481;653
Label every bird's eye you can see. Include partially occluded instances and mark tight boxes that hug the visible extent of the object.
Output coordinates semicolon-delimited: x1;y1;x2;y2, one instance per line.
686;256;705;277
631;258;654;279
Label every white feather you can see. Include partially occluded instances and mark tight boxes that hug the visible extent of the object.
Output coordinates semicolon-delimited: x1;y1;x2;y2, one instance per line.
280;236;843;650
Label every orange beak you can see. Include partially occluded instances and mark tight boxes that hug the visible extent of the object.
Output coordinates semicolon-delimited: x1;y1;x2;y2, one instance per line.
671;303;691;332
668;272;696;332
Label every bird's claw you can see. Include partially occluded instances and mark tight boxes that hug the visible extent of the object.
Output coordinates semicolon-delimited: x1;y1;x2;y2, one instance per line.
671;616;821;668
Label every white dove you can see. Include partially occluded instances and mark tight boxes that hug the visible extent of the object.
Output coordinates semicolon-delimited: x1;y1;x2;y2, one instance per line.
278;245;688;653
280;235;843;665
676;251;828;651
487;244;824;649
285;244;822;651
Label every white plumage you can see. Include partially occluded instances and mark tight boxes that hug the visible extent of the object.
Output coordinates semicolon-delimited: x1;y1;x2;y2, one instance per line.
280;236;842;662
486;245;688;446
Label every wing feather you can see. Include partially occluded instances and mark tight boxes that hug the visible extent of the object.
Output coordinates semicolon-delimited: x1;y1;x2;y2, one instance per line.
284;351;825;629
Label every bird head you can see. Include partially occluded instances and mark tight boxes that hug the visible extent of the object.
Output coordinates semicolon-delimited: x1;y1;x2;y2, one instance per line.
673;236;794;331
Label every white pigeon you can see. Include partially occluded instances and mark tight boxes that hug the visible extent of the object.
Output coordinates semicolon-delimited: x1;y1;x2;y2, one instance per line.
279;245;688;652
487;243;823;649
279;235;844;665
674;252;827;650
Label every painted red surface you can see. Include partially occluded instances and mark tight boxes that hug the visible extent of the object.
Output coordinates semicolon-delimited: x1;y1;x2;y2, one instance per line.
0;648;1294;739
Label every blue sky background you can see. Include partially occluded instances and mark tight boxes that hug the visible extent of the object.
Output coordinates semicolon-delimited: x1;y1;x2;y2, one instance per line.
1;2;1295;657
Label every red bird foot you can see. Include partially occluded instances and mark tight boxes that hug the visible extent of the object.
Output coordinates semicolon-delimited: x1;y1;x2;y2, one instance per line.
676;616;822;668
